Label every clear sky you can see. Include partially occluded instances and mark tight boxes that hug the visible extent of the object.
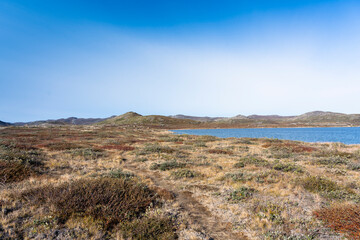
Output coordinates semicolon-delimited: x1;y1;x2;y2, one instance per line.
1;0;360;122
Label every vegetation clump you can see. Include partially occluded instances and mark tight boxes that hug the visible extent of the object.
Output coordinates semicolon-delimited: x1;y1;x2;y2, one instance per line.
20;178;156;228
229;186;256;202
171;169;199;179
272;161;303;173
138;144;175;155
67;148;105;160
314;204;360;239
208;149;233;155
150;161;186;171
238;155;270;167
117;216;177;240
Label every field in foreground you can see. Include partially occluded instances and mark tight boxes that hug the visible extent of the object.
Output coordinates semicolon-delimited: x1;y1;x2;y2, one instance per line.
1;125;360;239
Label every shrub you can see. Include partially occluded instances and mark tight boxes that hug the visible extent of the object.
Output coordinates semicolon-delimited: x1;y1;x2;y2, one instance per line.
0;161;36;183
107;169;135;179
41;142;83;151
256;202;285;225
300;176;340;193
314;204;360;239
117;216;177;240
100;144;135;151
138;144;175;155
239;156;270;167
20;178;156;228
0;149;44;167
273;161;303;173
316;157;348;166
208;149;233;155
229;187;256;202
233;162;245;168
150;161;186;171
171;169;198;179
348;162;360;171
224;171;252;182
67;148;105;160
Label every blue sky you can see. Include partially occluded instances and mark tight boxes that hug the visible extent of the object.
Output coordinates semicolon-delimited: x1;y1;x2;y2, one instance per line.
1;0;360;122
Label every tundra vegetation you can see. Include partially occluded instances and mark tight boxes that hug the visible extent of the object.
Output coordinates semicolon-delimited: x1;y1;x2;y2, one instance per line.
0;125;360;239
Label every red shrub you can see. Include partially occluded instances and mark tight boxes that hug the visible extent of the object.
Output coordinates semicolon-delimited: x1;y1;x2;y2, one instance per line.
314;204;360;239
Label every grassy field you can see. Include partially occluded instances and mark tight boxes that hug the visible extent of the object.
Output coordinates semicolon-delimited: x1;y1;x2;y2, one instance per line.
1;125;360;239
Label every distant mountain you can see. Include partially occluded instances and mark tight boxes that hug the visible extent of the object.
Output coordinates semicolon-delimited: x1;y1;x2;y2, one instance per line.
292;111;360;124
4;111;360;128
247;115;294;120
0;120;12;127
170;114;225;122
13;116;111;126
98;112;199;127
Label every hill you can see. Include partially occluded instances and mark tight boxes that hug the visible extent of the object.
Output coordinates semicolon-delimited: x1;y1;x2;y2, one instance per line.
98;112;200;128
0;120;12;127
13;117;110;126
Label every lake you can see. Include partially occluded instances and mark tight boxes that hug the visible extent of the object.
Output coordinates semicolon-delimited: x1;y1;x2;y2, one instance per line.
172;127;360;144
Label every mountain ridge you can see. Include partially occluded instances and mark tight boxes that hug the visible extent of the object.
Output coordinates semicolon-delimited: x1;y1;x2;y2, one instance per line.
3;111;360;128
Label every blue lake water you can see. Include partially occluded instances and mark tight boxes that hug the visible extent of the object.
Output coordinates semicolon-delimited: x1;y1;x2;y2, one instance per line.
172;127;360;144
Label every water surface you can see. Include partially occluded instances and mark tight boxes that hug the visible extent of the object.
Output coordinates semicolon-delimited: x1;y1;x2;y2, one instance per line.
172;127;360;144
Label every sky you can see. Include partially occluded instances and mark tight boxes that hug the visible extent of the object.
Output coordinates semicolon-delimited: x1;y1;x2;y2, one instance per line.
1;0;360;122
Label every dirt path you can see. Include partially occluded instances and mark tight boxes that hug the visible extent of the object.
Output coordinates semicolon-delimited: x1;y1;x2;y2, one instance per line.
123;163;247;240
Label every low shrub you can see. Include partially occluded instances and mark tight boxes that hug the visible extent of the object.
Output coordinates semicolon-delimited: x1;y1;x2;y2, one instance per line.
273;161;303;173
208;149;233;155
300;176;340;193
314;204;360;239
171;169;198;179
99;144;135;151
117;216;177;240
229;186;256;202
67;148;105;160
150;161;186;171
233;162;245;168
0;161;36;183
107;169;135;179
41;142;83;151
316;157;348;166
348;162;360;171
224;171;252;182
20;178;156;228
138;144;175;155
0;149;45;167
239;156;270;167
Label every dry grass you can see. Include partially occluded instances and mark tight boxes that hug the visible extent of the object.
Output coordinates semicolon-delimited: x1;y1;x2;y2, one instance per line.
0;125;359;239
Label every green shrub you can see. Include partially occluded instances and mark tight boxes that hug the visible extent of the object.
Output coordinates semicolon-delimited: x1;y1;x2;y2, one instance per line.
117;216;177;240
138;144;175;155
171;169;198;179
239;156;270;167
150;161;186;171
107;169;135;179
300;176;340;193
233;162;245;168
316;157;348;166
224;171;252;182
229;186;256;202
273;161;303;173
